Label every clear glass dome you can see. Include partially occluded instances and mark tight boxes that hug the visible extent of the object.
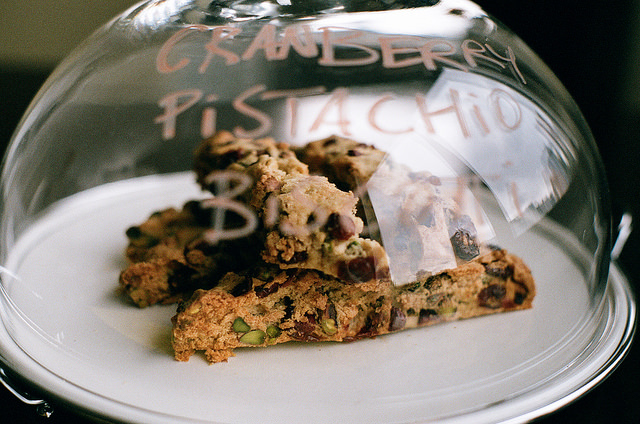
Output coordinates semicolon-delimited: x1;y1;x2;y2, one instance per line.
0;1;631;423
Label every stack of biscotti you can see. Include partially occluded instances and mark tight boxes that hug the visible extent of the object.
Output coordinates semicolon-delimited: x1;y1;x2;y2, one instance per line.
118;131;536;363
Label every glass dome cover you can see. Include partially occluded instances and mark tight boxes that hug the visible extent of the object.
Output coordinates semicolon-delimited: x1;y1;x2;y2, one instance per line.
0;1;633;423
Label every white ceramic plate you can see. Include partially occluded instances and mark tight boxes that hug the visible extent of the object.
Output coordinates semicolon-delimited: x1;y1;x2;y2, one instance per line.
0;173;635;424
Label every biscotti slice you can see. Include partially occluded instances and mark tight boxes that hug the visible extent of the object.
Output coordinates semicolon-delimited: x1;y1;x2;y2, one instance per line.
260;173;390;283
193;132;390;283
119;199;262;307
123;200;211;263
298;135;387;191
171;267;394;363
171;248;535;363
194;130;308;193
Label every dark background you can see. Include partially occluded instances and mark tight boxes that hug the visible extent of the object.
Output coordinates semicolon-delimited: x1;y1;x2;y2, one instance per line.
1;1;639;422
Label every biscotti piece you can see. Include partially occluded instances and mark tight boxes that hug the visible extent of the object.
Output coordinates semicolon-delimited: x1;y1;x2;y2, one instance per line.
260;173;390;283
171;267;394;363
193;132;390;283
123;200;212;263
171;248;535;363
119;200;262;307
193;130;308;193
298;135;387;191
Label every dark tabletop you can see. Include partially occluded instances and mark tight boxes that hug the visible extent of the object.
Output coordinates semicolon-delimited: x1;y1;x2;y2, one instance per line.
1;1;639;422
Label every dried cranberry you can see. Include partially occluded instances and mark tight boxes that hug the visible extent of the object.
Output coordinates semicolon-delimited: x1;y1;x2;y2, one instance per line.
428;175;442;186
326;213;356;240
168;263;197;292
125;226;142;239
230;276;252;297
418;308;438;324
338;257;376;283
324;302;337;321
306;212;318;226
184;200;213;227
283;251;308;264
388;307;407;331
282;270;300;287
478;284;506;308
292;320;319;341
358;311;382;337
282;296;294;319
254;283;280;298
176;300;187;313
450;229;480;260
376;266;391;280
485;261;513;278
304;312;317;325
218;148;245;168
